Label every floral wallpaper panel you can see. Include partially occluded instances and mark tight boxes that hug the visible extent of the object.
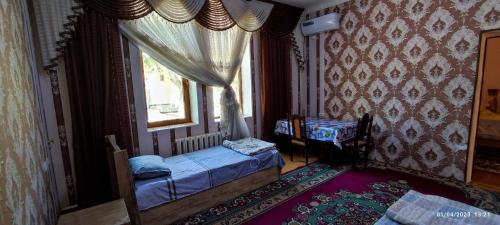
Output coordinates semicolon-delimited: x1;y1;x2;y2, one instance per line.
324;0;500;180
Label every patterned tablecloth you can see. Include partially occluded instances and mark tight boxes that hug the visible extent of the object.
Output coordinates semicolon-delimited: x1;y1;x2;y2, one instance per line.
274;118;358;148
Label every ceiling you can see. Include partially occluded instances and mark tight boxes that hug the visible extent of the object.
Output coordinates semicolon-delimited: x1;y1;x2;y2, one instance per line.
273;0;325;8
273;0;350;12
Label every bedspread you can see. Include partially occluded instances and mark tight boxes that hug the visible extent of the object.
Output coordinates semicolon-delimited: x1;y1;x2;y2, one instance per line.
379;190;500;225
222;138;276;155
134;145;284;210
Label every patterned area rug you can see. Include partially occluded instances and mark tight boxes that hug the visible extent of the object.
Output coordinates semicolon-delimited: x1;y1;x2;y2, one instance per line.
175;163;347;225
284;181;410;225
175;163;500;225
475;156;500;175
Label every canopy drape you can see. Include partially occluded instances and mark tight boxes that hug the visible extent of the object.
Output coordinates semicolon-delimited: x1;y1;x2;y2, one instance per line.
116;0;273;140
121;12;252;140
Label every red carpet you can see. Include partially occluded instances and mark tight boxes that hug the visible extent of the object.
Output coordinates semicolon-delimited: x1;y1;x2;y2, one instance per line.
176;163;497;225
244;168;474;225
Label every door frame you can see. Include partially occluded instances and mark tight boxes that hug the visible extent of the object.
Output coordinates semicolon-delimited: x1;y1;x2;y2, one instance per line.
466;29;500;183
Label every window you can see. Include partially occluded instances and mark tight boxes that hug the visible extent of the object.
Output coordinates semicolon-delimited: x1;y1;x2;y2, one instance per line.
213;44;251;119
141;52;191;127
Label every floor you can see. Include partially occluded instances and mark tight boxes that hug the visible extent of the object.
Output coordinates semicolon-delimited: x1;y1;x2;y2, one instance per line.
281;151;319;174
472;169;500;192
279;144;356;174
471;144;500;192
176;163;500;224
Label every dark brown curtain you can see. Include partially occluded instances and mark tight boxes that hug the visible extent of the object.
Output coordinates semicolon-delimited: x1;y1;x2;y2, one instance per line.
259;2;303;141
64;8;133;207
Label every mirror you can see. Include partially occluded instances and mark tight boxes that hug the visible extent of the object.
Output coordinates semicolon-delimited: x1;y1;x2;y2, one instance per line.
466;29;500;190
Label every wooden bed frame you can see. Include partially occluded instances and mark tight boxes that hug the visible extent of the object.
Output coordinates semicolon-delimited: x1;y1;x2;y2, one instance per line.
105;135;281;225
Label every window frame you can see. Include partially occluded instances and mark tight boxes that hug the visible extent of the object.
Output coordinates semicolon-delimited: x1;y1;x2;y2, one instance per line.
139;50;192;128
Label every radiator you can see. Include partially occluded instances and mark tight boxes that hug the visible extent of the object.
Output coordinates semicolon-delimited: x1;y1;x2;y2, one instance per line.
174;132;223;155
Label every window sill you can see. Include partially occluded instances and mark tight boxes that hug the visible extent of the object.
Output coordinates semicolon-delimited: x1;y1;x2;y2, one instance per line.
214;115;252;123
147;122;198;132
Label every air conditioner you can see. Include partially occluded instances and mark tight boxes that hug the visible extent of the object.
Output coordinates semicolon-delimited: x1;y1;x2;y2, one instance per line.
301;13;341;36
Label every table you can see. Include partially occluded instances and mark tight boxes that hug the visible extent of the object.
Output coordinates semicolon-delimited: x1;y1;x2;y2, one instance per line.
274;118;358;148
58;199;130;225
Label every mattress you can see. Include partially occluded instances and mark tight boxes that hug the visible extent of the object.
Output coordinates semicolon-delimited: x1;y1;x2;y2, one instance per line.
478;110;500;140
134;145;285;211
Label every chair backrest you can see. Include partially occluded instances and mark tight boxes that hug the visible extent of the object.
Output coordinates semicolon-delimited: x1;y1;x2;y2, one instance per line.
356;113;372;139
366;116;373;141
288;114;306;141
366;115;374;143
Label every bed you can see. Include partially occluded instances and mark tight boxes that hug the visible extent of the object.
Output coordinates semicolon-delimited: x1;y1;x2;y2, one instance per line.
106;135;284;225
478;109;500;140
374;190;500;225
477;109;500;148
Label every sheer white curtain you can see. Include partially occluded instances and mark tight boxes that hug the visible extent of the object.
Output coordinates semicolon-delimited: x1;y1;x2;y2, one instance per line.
121;12;251;140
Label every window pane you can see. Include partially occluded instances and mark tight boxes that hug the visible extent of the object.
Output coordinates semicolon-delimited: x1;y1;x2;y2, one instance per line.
213;74;241;118
142;52;187;123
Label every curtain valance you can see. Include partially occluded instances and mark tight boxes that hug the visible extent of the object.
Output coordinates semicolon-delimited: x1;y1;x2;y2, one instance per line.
149;0;273;32
83;0;273;32
32;0;83;68
82;0;153;19
32;0;272;68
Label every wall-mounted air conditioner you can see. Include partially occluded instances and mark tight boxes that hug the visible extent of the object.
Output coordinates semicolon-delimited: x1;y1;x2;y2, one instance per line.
301;13;341;36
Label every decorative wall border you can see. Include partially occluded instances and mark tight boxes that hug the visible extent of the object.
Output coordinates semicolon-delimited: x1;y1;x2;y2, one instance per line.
250;36;258;138
121;36;141;156
152;131;159;155
316;11;321;117
202;85;209;133
305;14;311;117
48;68;77;205
170;129;176;155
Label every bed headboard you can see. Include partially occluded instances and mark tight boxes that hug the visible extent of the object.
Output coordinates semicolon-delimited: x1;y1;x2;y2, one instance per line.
105;135;141;225
174;132;223;156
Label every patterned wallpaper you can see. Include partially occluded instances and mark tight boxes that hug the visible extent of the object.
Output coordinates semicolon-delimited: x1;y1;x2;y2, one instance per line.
0;0;59;224
324;0;499;180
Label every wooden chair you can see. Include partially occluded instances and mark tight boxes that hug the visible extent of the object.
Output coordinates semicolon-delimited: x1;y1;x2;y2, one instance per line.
341;113;373;169
287;115;310;165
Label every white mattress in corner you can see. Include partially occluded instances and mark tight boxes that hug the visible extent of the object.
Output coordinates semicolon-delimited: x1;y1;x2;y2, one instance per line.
478;110;500;140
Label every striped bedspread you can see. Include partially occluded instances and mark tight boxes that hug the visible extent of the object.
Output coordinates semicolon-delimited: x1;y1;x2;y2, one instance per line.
375;190;500;225
134;145;284;211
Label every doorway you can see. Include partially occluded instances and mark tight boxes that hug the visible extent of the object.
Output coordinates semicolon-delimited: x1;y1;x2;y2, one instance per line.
467;29;500;192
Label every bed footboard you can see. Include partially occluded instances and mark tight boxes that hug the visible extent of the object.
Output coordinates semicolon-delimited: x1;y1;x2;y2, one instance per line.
106;135;141;225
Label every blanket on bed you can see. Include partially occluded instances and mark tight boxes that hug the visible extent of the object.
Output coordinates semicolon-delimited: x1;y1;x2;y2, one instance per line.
223;138;276;156
380;190;500;225
134;145;285;210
